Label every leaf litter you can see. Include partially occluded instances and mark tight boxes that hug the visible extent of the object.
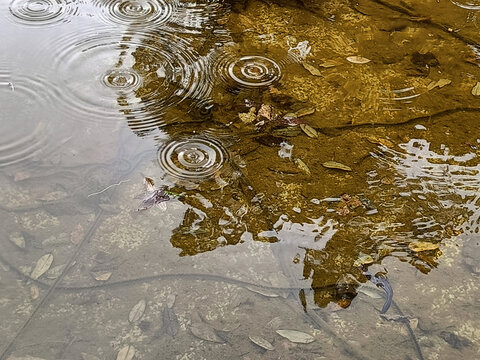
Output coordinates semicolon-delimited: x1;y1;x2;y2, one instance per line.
322;160;352;171
190;322;224;343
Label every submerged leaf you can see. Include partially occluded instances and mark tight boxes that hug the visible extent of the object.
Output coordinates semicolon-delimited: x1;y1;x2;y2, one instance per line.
302;63;322;76
9;232;25;249
322;161;352;171
294;158;311;176
249;335;275;350
276;329;315;343
472;82;480;96
347;56;371;64
129;299;146;324
31;253;54;280
163;307;180;337
116;345;135;360
299;124;318;138
408;242;439;252
190;322;224;343
93;271;112;281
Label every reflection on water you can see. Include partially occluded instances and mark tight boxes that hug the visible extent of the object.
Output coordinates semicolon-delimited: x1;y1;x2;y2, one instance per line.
2;0;480;359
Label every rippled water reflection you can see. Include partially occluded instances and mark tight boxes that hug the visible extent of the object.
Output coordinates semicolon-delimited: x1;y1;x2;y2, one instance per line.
2;0;480;359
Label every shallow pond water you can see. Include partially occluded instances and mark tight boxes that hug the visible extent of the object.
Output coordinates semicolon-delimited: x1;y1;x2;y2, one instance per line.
1;0;480;359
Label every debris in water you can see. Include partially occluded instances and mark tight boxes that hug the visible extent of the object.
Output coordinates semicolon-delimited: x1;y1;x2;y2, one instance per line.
190;322;224;343
137;177;174;211
302;62;322;76
31;253;54;280
116;345;135;360
249;335;275;350
472;82;480;96
294;158;311;176
322;160;352;171
276;329;315;343
30;285;39;300
70;224;84;245
92;271;112;281
129;299;146;324
427;78;451;90
163;307;180;337
347;56;371;64
299;124;318;138
9;232;25;249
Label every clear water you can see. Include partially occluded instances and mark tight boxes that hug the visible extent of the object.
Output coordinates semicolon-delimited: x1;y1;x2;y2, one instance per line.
1;1;480;359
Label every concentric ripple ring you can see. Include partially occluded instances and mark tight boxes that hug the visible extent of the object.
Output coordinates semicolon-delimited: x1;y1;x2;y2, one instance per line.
93;0;176;27
227;55;282;87
9;0;78;26
158;136;229;180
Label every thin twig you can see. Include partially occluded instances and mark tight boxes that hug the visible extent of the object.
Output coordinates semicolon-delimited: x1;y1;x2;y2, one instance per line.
87;179;130;197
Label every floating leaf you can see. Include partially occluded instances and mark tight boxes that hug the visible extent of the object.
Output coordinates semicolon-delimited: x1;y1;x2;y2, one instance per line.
322;161;352;171
129;299;146;324
302;63;322;76
30;285;39;300
190;322;224;343
257;104;273;120
276;329;315;343
408;242;439;252
347;56;371;64
144;177;156;192
116;345;135;360
9;232;25;249
300;124;318;138
472;82;480;96
93;271;112;281
249;335;275;350
163;307;179;337
31;253;53;280
294;158;311;176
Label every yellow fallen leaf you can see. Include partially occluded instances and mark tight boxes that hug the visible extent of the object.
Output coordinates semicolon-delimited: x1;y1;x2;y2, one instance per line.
294;158;311;176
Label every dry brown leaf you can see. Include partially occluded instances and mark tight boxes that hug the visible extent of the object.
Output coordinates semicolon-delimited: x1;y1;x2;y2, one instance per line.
322;161;352;171
116;345;135;360
302;63;322;76
300;124;318;138
472;82;480;96
129;299;146;324
257;104;272;120
70;224;84;245
347;56;371;64
31;253;54;280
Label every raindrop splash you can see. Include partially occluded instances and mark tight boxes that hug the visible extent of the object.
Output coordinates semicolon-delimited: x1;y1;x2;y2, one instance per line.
158;135;229;181
9;0;80;26
93;0;176;27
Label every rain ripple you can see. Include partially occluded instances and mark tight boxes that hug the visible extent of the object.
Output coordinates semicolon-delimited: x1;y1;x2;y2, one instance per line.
9;0;80;26
92;0;177;28
0;75;57;167
214;52;283;89
50;29;212;130
157;135;229;181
